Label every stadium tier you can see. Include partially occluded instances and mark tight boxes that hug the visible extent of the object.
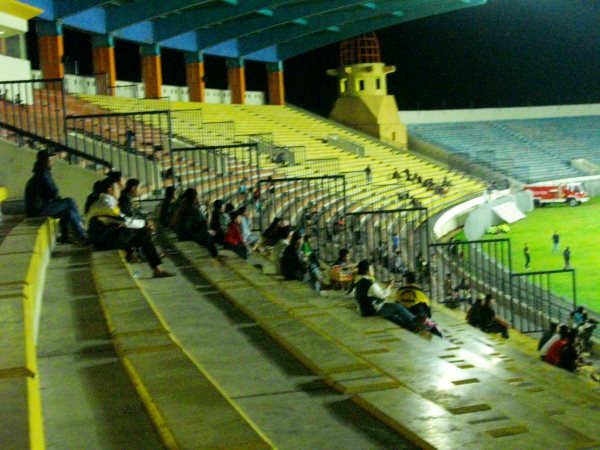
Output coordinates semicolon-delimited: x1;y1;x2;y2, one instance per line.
409;117;600;183
76;94;485;217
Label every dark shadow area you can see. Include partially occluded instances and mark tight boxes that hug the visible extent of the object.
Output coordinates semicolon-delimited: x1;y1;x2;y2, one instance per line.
326;397;418;449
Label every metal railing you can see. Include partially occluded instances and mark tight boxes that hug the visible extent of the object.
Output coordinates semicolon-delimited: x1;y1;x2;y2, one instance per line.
170;143;261;203
327;134;365;157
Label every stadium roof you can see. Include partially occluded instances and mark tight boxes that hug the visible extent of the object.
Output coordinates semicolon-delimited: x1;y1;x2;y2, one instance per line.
21;0;486;62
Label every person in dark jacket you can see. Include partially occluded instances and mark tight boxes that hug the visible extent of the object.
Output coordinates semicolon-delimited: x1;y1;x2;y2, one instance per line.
354;259;419;331
170;188;218;257
479;294;510;338
24;149;86;243
157;186;176;227
281;231;305;280
209;199;227;244
118;178;143;218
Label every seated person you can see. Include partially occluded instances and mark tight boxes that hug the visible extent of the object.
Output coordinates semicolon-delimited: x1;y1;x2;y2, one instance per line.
170;188;218;258
260;217;282;249
87;178;174;278
557;330;579;372
209;200;227;244
119;178;146;219
355;260;440;335
539;324;568;360
537;321;559;352
329;248;354;291
25;149;86;244
223;211;248;260
157;186;176;227
466;295;484;327
395;271;432;318
544;327;569;366
237;206;259;250
270;225;293;275
479;294;509;339
281;231;305;281
306;252;330;294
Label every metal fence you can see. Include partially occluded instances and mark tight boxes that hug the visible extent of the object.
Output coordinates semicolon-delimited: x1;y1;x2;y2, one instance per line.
64;109;171;196
170;143;260;204
0;78;66;145
258;175;347;258
430;238;577;334
345;208;430;285
327;134;365;157
306;158;340;175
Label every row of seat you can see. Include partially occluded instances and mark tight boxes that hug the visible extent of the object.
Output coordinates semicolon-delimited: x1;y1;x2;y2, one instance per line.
172;238;600;449
0;216;58;450
90;250;273;450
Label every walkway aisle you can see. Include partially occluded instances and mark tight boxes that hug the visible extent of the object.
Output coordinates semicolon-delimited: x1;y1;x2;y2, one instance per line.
135;250;414;450
37;246;163;450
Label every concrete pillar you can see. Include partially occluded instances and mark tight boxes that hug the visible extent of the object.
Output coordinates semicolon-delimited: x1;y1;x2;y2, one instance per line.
185;51;205;103
37;21;64;80
226;57;245;104
92;35;116;95
140;44;162;99
266;61;285;105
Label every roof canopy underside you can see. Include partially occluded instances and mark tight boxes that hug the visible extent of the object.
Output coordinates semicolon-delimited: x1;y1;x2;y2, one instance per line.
21;0;486;62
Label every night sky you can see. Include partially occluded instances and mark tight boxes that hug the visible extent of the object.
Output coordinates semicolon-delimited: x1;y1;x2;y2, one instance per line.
27;0;600;116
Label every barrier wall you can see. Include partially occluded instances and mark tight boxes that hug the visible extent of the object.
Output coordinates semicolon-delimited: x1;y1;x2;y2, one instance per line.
0;138;102;207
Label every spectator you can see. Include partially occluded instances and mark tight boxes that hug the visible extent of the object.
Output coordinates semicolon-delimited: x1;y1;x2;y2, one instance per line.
479;294;510;338
365;165;372;183
24;149;86;244
224;202;235;221
466;295;484;327
223;211;248;259
260;217;282;248
392;232;400;251
238;177;248;203
237;206;258;250
444;273;453;301
571;306;586;327
281;231;305;281
391;250;406;274
84;180;104;215
209;200;227;243
329;248;354;291
557;330;579;372
125;127;135;154
87;178;174;278
544;326;570;366
537;321;559;352
354;260;419;331
271;225;292;275
119;178;145;219
392;169;400;180
306;252;329;294
157;186;176;227
540;324;568;360
395;271;432;318
170;188;218;258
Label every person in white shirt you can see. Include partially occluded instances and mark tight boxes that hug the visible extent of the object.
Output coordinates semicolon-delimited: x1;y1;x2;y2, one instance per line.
87;178;174;278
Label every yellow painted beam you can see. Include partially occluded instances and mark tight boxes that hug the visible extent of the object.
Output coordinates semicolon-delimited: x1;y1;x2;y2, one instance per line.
0;0;43;20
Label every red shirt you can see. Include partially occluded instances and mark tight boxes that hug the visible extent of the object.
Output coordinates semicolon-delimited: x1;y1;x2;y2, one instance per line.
544;338;567;365
224;222;244;246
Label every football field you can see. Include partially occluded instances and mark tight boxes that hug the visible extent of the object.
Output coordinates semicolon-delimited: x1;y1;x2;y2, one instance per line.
482;198;600;314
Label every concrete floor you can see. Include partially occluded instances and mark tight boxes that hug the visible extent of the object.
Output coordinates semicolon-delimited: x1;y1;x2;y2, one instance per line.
132;249;416;449
37;246;163;449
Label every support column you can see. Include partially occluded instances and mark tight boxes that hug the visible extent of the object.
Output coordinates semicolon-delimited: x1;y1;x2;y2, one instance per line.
266;61;285;105
92;35;116;95
226;58;246;104
37;21;64;80
185;51;205;103
140;44;162;99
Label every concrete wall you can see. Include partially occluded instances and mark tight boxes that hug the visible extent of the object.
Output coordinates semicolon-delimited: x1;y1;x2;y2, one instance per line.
0;138;102;209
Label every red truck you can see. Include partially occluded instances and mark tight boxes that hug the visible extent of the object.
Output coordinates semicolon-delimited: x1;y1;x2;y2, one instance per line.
524;182;589;207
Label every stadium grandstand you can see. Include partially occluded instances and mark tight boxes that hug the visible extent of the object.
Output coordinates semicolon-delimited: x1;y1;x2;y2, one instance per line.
0;0;599;449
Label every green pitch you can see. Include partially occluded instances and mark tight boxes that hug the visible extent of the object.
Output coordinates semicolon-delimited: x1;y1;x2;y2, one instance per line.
482;198;600;313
